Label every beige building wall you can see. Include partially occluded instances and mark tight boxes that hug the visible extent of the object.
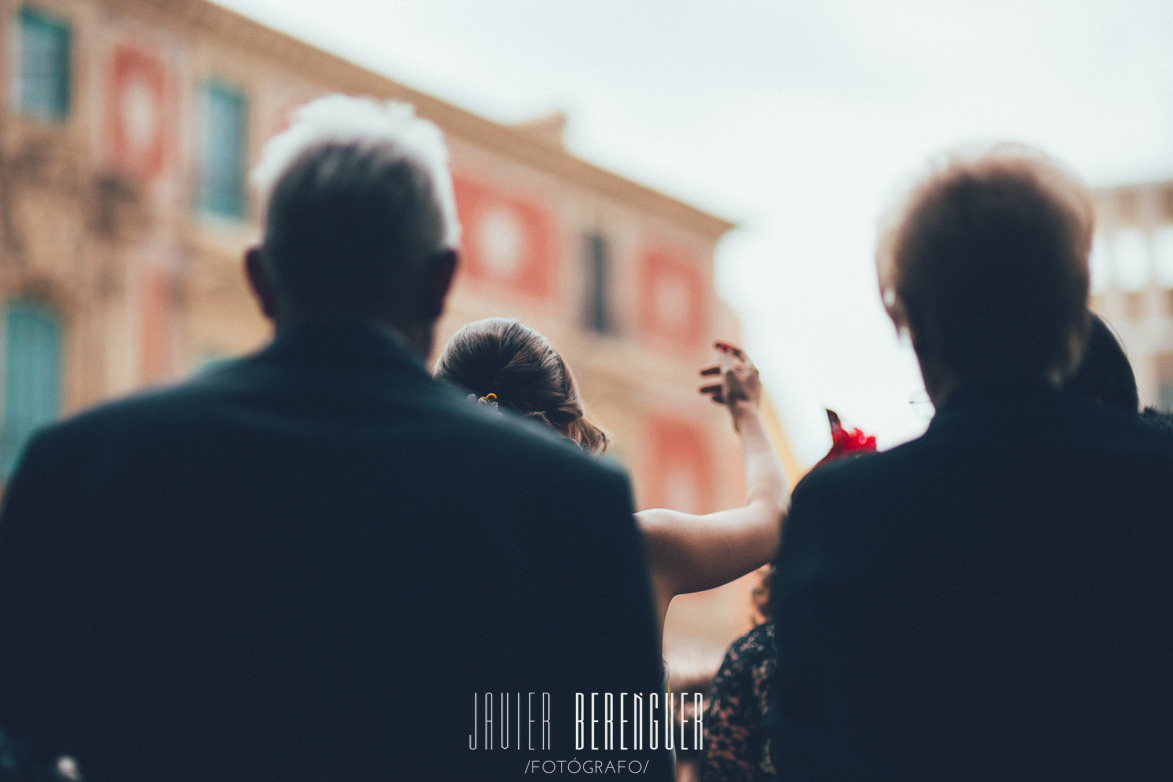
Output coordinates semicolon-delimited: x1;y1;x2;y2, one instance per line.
1089;180;1173;410
0;0;797;663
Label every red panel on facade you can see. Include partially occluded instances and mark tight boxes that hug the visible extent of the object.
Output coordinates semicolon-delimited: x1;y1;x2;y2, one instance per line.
452;176;555;300
107;45;169;181
638;247;707;350
644;415;713;515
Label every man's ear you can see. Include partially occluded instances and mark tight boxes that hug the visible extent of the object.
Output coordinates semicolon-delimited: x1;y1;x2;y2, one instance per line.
418;249;458;321
244;246;279;322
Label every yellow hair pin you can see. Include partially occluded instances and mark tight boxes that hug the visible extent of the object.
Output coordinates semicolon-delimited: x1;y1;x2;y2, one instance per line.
467;392;500;413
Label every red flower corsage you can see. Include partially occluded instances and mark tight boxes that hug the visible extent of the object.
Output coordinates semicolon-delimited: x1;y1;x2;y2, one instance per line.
813;409;877;469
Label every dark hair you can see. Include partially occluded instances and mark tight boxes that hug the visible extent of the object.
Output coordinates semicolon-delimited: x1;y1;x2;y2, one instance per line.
751;566;775;624
434;318;608;454
261;142;445;314
1066;313;1138;413
878;144;1093;382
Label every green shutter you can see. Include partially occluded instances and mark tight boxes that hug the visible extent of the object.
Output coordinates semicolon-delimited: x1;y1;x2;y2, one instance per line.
2;298;63;477
18;7;72;121
199;82;248;218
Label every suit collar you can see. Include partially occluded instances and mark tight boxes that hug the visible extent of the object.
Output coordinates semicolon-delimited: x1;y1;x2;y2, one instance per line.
927;377;1063;434
263;318;431;378
939;377;1060;408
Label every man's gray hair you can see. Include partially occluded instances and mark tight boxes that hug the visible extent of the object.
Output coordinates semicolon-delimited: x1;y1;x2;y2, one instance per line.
251;95;461;311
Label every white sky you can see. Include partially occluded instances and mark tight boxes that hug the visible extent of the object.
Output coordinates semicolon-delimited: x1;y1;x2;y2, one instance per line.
214;0;1173;464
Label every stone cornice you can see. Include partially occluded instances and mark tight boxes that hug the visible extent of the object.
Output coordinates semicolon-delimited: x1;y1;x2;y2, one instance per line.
103;0;737;239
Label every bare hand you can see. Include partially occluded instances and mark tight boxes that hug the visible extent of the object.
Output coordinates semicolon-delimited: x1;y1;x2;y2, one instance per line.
698;341;761;428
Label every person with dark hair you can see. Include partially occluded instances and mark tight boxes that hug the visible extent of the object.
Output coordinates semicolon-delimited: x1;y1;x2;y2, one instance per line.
1064;312;1173;437
436;318;790;639
435;318;610;453
1066;312;1139;413
769;144;1173;781
0;97;671;782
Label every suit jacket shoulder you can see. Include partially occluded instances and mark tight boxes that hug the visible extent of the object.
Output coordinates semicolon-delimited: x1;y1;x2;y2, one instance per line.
0;325;669;782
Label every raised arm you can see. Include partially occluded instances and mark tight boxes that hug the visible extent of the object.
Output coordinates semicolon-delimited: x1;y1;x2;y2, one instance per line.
638;342;789;614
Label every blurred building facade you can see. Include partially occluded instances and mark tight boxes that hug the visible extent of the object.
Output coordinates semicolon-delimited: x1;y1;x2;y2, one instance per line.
1090;180;1173;410
0;0;798;653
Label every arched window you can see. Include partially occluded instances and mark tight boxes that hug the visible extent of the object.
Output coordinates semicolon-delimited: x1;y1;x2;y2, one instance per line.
2;298;63;477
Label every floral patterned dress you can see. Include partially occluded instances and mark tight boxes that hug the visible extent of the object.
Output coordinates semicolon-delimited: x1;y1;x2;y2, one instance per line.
701;622;776;782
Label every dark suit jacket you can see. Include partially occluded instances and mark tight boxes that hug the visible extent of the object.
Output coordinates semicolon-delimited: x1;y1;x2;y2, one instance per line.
769;380;1173;781
0;320;670;782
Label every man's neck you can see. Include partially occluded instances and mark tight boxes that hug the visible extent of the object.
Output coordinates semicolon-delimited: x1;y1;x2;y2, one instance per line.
275;312;430;361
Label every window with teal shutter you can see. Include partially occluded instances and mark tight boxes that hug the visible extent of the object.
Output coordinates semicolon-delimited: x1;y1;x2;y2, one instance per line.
17;7;72;122
199;82;248;218
2;299;63;478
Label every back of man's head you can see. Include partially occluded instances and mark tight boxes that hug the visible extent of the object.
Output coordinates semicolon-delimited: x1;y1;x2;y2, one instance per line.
877;144;1093;386
251;95;460;320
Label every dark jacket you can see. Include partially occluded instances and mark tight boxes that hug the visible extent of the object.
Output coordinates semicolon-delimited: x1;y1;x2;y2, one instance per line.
0;320;669;782
769;380;1173;781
